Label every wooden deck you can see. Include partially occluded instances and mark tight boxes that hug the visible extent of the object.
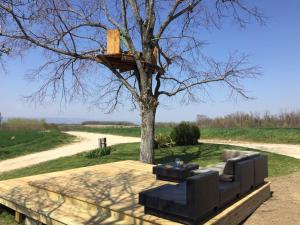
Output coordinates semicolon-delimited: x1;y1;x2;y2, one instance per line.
0;160;271;225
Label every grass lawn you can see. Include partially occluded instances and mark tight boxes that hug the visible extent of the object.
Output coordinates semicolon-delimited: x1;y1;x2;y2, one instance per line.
1;142;300;181
62;126;300;144
201;128;300;144
0;130;75;161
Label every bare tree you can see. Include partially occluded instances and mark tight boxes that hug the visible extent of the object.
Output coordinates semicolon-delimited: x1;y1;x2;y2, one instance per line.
0;112;2;126
0;0;264;163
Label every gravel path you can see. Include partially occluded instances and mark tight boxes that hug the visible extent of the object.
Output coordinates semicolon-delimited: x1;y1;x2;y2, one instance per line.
0;131;140;173
1;133;299;173
201;139;300;159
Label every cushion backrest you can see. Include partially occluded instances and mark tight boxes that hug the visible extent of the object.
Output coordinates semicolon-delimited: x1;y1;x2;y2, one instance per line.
222;150;260;176
223;156;246;175
186;171;218;216
234;159;255;194
223;149;260;162
223;150;242;161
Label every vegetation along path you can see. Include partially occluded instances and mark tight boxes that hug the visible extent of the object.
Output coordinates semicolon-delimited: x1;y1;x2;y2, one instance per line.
202;139;300;159
0;131;140;173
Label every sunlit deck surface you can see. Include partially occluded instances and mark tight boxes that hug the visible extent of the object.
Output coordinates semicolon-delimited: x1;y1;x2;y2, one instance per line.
0;160;271;225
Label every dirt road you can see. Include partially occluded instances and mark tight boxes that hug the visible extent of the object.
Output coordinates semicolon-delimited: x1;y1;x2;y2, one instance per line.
0;131;140;173
201;139;300;159
244;171;300;225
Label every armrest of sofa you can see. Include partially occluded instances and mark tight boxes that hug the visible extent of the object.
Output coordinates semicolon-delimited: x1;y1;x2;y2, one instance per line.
253;155;268;187
186;171;218;217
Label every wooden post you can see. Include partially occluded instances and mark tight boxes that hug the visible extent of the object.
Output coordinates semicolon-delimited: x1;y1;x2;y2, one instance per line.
99;138;107;148
106;29;120;54
15;211;24;224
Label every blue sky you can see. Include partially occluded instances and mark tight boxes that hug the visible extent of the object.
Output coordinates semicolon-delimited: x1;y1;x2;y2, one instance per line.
0;0;299;123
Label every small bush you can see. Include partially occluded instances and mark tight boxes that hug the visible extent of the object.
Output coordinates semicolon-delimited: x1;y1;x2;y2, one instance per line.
82;147;112;159
155;133;175;149
170;122;200;146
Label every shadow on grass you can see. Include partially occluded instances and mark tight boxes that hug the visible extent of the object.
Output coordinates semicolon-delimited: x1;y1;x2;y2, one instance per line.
154;143;223;165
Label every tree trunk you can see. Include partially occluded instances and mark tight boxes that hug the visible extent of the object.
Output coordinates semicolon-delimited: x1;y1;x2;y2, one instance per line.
140;104;157;164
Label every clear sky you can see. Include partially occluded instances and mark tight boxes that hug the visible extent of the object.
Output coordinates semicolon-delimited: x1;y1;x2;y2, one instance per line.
0;0;299;123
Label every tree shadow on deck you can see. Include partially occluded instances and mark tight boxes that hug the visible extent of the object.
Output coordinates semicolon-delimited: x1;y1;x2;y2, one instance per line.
2;162;171;224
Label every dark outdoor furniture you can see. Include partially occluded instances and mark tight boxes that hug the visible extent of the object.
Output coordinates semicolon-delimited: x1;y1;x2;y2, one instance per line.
139;150;268;224
139;171;219;224
153;162;199;182
218;181;240;207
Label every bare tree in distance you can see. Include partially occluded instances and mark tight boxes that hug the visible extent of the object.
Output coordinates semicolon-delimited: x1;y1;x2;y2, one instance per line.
0;112;2;126
0;0;264;163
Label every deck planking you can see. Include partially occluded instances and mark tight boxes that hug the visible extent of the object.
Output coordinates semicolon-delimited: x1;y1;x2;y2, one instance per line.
0;160;271;225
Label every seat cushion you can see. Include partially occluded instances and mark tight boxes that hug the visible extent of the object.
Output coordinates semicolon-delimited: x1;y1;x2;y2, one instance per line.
218;181;240;207
139;183;188;217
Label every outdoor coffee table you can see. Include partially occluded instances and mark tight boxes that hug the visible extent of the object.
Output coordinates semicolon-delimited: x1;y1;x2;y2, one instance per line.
153;162;199;182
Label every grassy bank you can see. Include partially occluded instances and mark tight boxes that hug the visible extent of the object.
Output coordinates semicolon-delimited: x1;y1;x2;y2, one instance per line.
62;126;300;144
1;142;299;181
201;128;300;144
0;130;75;160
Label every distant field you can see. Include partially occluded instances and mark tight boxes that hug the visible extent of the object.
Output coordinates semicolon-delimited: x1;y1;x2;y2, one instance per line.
62;126;300;144
0;130;75;161
0;142;299;181
202;128;300;144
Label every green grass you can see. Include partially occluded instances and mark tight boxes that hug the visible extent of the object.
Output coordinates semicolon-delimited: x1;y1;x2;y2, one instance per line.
201;127;300;144
0;130;75;160
63;126;300;144
1;142;299;181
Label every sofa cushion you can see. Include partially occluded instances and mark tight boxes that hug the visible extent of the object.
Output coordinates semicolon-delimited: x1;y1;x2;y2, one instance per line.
223;156;245;175
186;171;219;217
219;174;233;182
234;159;255;194
139;182;186;204
139;183;188;217
223;149;260;162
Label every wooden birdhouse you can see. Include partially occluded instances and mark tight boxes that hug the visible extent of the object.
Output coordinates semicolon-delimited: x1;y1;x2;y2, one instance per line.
96;29;163;74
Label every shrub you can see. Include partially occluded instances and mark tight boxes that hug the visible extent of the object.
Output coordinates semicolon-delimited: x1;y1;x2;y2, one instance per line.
170;122;200;146
155;133;175;149
82;147;112;159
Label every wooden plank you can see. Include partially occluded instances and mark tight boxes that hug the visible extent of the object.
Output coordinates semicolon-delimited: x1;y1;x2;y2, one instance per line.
15;211;24;223
107;29;120;54
204;182;271;225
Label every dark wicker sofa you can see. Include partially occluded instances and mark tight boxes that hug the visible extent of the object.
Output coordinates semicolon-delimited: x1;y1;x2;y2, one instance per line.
139;150;268;224
139;171;219;224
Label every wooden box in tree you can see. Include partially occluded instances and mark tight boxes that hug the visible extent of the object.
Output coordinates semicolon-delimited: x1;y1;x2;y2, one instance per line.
96;29;163;73
106;29;120;54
